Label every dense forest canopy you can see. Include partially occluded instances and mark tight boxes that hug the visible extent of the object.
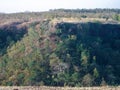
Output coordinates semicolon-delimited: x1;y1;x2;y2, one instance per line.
0;9;120;86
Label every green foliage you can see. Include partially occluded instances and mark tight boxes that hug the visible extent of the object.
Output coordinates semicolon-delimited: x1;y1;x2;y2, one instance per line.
54;22;120;86
113;14;120;21
93;68;99;78
82;74;93;86
0;19;120;86
81;50;90;66
0;25;27;55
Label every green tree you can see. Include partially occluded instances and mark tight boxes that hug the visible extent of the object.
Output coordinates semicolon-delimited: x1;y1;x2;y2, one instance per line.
114;14;120;21
93;68;99;78
82;74;93;86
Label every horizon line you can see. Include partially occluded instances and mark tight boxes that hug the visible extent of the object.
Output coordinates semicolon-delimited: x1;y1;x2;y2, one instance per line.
1;8;120;14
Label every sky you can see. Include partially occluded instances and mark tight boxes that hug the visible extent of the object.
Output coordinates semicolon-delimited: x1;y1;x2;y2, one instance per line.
0;0;120;13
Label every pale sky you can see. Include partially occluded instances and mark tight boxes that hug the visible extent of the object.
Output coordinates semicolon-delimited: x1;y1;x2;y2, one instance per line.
0;0;120;13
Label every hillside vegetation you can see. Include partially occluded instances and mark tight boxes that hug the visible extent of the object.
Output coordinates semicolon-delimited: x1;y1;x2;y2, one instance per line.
0;9;120;87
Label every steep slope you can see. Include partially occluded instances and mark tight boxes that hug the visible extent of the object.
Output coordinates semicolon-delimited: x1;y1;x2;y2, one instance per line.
0;22;28;55
0;20;120;86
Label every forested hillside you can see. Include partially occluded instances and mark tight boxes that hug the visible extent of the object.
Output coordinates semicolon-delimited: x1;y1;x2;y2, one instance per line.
0;9;120;86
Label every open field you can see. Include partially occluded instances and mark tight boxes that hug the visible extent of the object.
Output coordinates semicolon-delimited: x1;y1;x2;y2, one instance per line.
0;86;120;90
